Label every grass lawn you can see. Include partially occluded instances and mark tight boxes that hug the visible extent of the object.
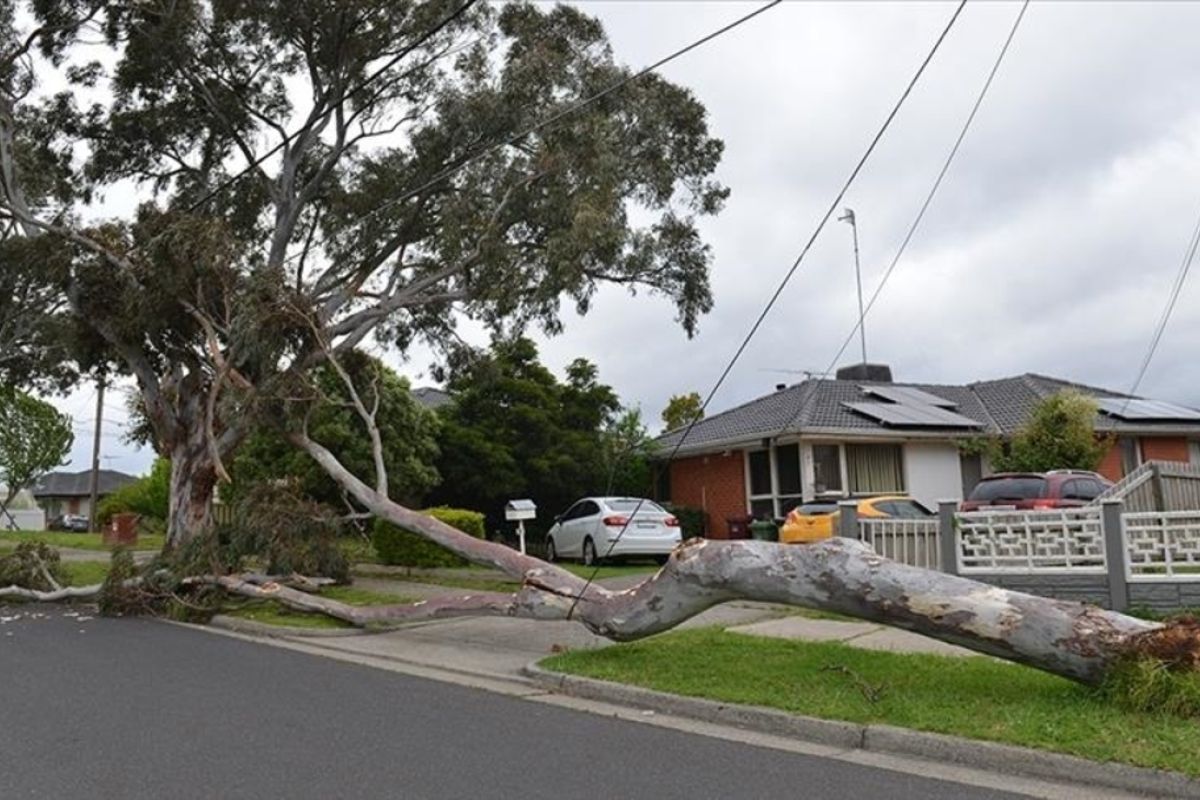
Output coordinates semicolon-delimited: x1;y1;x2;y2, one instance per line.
0;531;164;552
542;627;1200;777
61;561;110;586
223;584;418;630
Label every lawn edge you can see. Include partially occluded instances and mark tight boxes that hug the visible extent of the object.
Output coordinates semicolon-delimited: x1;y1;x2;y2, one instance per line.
523;662;1200;798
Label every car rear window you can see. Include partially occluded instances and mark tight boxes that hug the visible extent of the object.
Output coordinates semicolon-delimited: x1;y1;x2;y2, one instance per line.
968;477;1048;502
606;498;665;513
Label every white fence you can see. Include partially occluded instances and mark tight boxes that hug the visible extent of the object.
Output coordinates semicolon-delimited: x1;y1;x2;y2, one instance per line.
956;508;1107;574
1123;511;1200;582
857;518;940;570
2;509;46;531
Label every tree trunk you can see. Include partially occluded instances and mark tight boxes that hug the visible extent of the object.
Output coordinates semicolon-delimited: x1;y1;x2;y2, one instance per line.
291;432;1200;686
165;438;217;553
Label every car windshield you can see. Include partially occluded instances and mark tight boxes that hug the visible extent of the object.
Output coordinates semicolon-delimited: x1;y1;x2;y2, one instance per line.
885;500;933;518
968;477;1048;502
794;503;838;516
605;498;665;514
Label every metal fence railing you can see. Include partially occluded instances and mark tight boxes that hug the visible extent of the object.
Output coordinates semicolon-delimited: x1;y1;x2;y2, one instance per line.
857;517;940;570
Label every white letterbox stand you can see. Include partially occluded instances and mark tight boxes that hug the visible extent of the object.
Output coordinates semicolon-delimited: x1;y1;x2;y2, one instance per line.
504;499;537;554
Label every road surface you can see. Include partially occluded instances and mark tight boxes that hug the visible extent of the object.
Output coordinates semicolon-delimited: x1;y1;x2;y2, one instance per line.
0;606;1024;799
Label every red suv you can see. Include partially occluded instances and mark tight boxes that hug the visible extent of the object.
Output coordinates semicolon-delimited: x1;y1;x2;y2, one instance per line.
959;470;1113;512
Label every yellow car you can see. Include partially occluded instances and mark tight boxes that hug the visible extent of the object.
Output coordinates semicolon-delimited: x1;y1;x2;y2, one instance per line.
779;495;932;544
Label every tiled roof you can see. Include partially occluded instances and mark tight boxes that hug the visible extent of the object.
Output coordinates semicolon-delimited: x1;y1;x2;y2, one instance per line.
655;372;1200;453
411;387;453;409
31;470;137;498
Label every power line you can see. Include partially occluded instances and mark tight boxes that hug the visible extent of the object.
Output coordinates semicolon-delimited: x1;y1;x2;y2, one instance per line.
1119;199;1200;410
567;0;968;618
780;0;1029;440
282;0;784;269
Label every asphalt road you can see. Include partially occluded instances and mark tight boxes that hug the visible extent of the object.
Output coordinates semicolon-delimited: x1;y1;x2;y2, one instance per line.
0;606;1025;800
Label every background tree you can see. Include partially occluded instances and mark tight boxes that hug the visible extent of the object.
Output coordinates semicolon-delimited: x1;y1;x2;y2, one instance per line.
428;337;619;534
226;353;440;512
0;0;726;552
0;388;73;516
599;406;655;495
993;391;1109;473
661;391;704;432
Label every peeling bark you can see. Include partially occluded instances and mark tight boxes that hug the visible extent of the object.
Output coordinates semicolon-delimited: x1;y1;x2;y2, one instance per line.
165;437;218;553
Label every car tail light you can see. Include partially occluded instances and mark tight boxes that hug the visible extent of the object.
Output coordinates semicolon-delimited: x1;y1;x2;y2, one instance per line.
664;516;680;527
603;515;630;527
1031;499;1057;510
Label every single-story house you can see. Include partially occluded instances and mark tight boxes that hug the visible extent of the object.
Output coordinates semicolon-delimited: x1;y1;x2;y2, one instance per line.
654;365;1200;538
31;469;138;520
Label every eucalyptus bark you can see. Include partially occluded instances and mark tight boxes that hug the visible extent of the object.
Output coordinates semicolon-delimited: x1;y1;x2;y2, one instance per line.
288;431;1200;687
165;433;217;553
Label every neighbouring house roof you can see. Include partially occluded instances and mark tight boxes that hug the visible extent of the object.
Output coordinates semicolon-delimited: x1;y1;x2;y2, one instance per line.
655;372;1200;455
31;470;137;499
411;386;453;410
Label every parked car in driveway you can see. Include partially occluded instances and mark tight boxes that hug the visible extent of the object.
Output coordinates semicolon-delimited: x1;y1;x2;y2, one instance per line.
959;470;1112;512
546;497;682;566
779;496;933;544
49;514;90;532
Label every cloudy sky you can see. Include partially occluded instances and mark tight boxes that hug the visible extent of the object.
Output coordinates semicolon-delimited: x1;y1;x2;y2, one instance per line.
55;0;1200;477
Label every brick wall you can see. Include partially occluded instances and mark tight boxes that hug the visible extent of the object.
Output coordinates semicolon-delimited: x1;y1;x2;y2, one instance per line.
1140;436;1191;464
1096;443;1123;482
1096;436;1192;482
668;452;747;539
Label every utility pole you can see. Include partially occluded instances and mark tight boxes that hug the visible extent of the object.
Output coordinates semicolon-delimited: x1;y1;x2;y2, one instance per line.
87;377;105;533
838;208;868;366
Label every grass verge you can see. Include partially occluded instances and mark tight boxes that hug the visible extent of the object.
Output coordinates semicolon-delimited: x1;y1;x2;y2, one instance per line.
223;584;418;630
542;627;1200;777
61;561;110;587
0;531;164;552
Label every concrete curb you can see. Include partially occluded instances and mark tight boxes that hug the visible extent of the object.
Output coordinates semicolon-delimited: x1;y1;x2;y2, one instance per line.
522;663;1200;799
207;614;372;639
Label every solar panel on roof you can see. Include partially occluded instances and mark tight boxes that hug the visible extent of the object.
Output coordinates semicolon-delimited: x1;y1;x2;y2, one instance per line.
843;402;983;428
860;385;957;408
1096;397;1200;421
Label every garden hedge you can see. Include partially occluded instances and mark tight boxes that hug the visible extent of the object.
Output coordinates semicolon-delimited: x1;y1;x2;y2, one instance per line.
372;507;486;567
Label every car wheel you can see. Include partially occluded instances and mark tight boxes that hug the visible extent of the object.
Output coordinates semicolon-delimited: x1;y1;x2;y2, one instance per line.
653;554;669;566
546;538;557;563
582;538;600;567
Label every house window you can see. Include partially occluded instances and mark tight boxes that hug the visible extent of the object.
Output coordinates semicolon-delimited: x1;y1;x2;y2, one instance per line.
846;444;904;494
746;444;803;519
748;450;771;496
774;443;802;515
812;444;842;494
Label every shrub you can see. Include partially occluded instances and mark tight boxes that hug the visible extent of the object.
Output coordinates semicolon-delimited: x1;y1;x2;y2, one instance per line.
666;504;706;538
97;458;170;526
372;507;485;568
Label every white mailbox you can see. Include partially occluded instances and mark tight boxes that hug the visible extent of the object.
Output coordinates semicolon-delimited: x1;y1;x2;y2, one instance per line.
504;499;537;521
504;499;536;554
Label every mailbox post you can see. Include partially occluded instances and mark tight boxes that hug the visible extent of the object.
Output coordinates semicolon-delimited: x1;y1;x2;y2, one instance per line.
505;499;537;554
